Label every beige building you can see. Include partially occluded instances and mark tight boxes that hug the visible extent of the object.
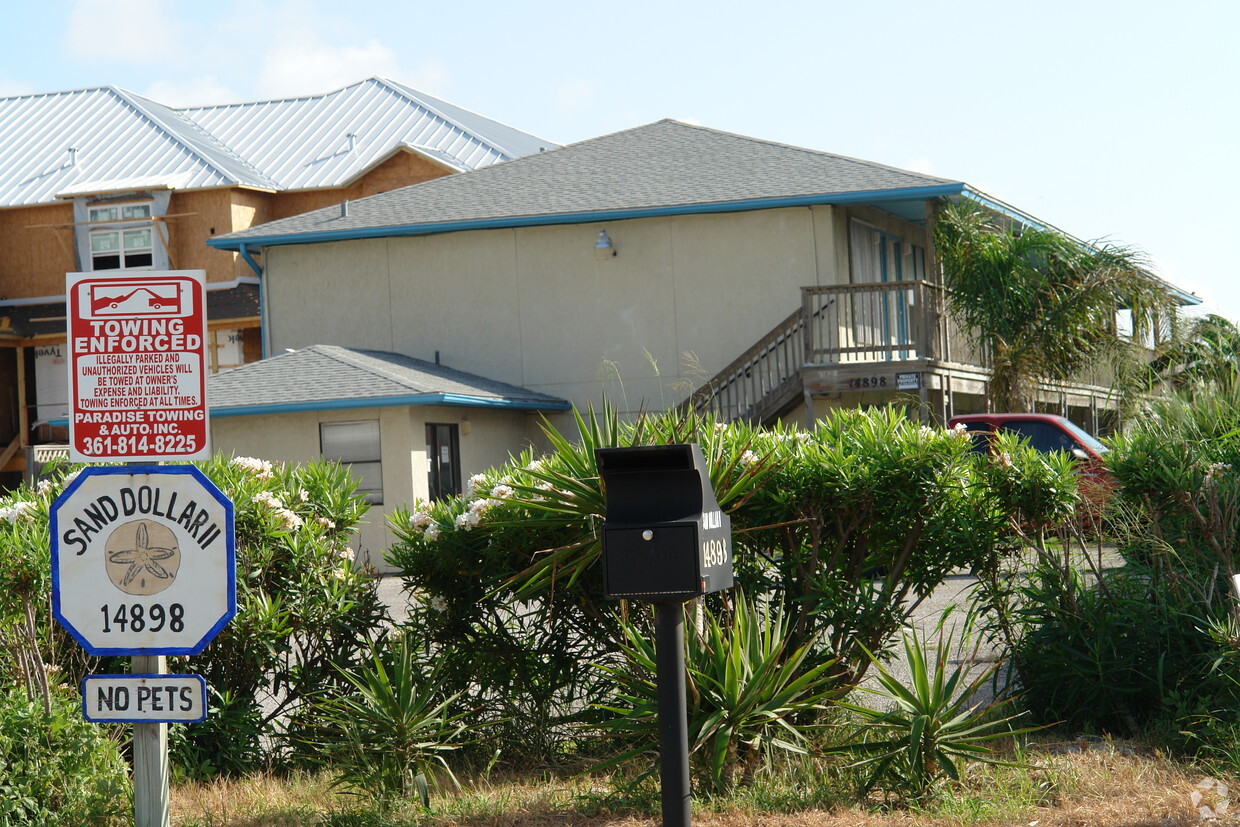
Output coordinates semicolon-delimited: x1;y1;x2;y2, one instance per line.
208;119;1198;562
0;78;554;484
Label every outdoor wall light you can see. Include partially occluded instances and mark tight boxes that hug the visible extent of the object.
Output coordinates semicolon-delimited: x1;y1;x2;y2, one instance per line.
594;230;617;258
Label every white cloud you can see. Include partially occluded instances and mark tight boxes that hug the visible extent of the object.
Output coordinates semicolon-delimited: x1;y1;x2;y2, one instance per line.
257;37;403;99
64;0;181;61
144;76;237;108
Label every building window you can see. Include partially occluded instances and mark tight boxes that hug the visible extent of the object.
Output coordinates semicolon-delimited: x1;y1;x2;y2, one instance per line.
88;202;154;270
426;423;461;501
321;420;383;504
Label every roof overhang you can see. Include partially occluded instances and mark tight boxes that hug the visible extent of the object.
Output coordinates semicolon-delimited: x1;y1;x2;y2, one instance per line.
209;392;571;418
55;173;195;199
207;182;970;251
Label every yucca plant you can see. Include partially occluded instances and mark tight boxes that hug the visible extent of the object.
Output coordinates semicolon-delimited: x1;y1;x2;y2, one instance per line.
593;591;841;794
829;622;1037;799
302;635;472;807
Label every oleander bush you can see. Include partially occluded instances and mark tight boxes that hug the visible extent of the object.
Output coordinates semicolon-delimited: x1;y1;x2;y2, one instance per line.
387;406;1059;768
0;455;389;779
971;385;1240;748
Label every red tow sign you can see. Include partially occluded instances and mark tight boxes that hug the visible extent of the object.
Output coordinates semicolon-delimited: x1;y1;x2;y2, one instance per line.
67;271;210;462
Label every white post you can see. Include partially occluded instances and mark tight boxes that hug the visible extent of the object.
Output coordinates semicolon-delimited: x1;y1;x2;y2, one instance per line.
131;654;170;827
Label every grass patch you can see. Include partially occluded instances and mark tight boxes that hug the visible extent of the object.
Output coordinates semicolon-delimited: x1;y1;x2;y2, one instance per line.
170;736;1225;826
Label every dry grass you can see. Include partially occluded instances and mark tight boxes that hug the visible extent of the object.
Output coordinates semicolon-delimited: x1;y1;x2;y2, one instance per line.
170;739;1228;826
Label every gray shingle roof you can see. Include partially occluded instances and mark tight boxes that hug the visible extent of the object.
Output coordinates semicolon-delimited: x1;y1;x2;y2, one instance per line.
0;78;556;208
211;119;966;247
208;345;569;415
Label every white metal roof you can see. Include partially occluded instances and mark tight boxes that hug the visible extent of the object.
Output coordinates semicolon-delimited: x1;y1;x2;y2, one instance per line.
0;77;555;208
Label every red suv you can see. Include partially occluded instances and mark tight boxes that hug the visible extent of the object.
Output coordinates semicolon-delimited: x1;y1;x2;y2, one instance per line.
946;413;1114;512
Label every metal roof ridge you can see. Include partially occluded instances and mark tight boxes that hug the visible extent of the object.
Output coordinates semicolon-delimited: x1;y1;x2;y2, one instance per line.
178;77;376;113
375;76;556;156
112;87;276;189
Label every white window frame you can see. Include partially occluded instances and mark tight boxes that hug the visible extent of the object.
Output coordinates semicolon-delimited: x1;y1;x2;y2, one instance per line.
87;201;154;271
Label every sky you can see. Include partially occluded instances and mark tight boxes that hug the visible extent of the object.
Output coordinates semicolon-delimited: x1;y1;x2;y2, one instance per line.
3;0;1237;321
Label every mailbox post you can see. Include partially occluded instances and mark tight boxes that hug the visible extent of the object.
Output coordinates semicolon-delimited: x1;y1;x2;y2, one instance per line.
596;444;733;827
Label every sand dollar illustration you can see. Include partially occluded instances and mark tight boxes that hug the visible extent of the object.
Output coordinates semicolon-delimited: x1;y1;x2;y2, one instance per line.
104;520;181;596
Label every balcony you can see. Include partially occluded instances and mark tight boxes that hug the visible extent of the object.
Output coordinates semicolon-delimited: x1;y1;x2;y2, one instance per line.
692;281;1120;425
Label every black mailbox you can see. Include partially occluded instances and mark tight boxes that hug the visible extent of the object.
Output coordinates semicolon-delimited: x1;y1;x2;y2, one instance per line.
596;443;733;602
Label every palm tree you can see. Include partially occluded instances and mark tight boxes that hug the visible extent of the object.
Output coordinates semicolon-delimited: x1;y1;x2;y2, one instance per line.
1149;313;1240;393
933;200;1176;412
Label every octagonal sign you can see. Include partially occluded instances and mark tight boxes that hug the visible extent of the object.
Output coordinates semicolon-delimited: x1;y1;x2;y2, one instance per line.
52;465;235;656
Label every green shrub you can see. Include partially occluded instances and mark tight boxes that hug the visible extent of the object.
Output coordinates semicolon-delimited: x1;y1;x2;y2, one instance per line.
0;455;389;779
388;405;1039;768
828;620;1035;800
299;634;472;807
0;685;130;826
593;592;840;794
975;384;1240;743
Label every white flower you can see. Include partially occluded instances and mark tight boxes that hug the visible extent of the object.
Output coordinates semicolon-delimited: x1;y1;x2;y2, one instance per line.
61;469;82;487
298;489;310;502
0;501;36;523
997;452;1013;468
36;479;55;496
429;595;448;612
739;449;759;467
490;483;514;500
423;523;441;542
465;473;488;499
950;422;970;437
316;516;336;529
525;458;545;473
409;503;434;529
275;508;302;530
231;456;274;479
918;425;934;438
337;547;355;562
252;491;283;509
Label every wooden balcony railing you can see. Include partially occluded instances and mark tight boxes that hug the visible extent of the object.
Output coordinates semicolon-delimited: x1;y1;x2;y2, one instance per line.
692;279;1128;424
692;280;964;422
801;280;947;364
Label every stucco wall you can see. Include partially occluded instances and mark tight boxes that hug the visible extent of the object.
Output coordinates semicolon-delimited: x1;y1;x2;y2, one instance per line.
210;404;542;569
265;205;853;416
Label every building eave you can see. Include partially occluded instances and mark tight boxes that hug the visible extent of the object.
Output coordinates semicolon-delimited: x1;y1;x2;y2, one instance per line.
207;183;969;251
209;392;571;418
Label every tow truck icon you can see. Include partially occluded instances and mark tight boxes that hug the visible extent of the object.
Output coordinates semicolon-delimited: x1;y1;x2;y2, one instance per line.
87;283;184;317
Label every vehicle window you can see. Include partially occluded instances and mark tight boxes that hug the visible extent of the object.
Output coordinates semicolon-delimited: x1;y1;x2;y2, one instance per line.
959;423;991;454
1001;421;1081;455
1055;418;1108;453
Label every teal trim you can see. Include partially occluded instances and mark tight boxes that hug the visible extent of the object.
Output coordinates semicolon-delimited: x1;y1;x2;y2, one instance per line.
209;392;571;418
238;243;263;278
207;183;968;251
